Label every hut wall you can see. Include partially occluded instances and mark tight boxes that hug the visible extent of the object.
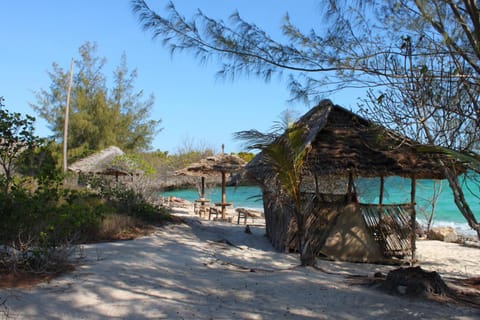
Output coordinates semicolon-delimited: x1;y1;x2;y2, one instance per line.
320;204;384;262
285;195;354;254
263;191;395;262
359;203;412;258
262;190;292;251
264;191;349;253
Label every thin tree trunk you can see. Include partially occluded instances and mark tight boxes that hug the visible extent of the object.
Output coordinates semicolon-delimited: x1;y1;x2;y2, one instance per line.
63;59;74;173
300;238;316;266
295;210;316;266
443;164;480;239
410;175;416;266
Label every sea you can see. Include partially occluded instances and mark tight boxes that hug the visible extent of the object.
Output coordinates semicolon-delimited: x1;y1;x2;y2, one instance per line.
161;176;480;237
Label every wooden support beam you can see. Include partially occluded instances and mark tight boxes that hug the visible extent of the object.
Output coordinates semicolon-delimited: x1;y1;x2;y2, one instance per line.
379;176;384;205
410;175;417;266
201;176;205;199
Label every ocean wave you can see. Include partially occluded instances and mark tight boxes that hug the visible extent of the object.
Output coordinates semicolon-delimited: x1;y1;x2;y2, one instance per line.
417;218;477;238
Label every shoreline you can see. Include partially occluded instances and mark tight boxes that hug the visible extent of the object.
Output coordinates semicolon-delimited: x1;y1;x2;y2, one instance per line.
165;194;480;241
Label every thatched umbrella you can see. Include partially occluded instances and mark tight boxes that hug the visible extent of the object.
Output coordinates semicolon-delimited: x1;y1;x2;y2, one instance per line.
175;149;246;219
68;146;142;180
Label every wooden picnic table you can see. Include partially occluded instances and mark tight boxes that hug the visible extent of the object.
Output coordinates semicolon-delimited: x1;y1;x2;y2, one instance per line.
195;198;210;205
211;202;233;220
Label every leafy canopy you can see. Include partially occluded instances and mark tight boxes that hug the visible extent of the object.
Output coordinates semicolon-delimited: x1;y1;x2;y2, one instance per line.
0;97;41;192
31;42;161;159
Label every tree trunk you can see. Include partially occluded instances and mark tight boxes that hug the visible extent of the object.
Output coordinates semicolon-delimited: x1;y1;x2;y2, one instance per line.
300;238;316;266
443;165;480;239
295;212;316;266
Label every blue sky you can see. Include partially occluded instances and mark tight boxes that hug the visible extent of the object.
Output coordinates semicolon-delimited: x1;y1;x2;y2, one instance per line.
1;1;360;154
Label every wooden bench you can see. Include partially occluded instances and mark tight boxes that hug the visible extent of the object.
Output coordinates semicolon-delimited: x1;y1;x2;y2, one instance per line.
235;208;262;225
208;206;220;220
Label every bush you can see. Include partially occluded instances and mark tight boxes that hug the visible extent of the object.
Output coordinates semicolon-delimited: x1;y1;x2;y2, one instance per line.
84;174;173;224
0;182;110;273
0;171;174;275
104;185;172;224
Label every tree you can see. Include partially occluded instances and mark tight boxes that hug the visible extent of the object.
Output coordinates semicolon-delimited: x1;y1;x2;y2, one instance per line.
131;0;480;238
235;118;316;266
0;97;41;193
130;0;410;100
336;1;480;237
32;42;161;158
332;1;480;238
417;180;443;236
131;0;480;109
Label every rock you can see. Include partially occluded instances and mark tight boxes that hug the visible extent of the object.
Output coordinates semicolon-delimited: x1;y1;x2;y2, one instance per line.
464;240;480;248
428;226;458;243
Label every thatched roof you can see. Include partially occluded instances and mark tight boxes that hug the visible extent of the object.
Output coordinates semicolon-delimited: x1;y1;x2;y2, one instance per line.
175;153;246;177
246;100;465;180
68;146;141;176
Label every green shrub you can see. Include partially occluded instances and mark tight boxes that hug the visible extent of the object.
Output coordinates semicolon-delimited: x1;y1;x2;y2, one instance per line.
0;183;114;273
1;172;174;274
105;186;171;224
0;184;110;246
81;174;172;225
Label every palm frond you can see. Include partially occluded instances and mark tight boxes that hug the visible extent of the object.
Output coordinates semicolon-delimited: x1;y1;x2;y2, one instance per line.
416;145;480;171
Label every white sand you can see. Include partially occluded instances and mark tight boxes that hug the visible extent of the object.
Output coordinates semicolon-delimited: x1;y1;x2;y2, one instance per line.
1;207;479;320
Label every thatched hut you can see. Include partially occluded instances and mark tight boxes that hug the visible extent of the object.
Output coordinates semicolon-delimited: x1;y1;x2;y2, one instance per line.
68;146;142;181
245;100;464;263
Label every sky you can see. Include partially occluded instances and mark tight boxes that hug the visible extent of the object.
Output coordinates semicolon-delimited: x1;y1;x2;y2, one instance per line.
1;1;361;154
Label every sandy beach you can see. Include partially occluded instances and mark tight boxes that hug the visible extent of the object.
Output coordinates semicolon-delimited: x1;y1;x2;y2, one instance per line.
1;206;479;320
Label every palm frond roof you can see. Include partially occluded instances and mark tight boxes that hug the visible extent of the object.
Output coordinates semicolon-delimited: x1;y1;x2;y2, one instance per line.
175;153;246;177
246;100;465;180
68;146;142;176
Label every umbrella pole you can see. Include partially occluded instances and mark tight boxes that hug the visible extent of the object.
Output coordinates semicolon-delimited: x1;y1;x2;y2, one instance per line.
221;172;226;219
201;177;205;199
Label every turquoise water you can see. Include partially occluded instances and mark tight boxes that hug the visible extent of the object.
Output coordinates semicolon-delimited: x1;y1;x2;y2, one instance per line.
162;178;480;236
356;177;480;236
162;186;264;210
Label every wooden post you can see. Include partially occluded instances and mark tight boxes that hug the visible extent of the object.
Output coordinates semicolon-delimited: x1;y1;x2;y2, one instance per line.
347;172;353;193
220;144;226;219
347;171;355;202
201;176;205;199
410;175;417;266
314;174;319;196
63;58;74;173
379;176;384;205
221;171;227;219
378;175;385;224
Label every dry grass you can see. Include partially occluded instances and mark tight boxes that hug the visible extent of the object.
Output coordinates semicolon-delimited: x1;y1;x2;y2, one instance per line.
0;214;164;289
96;214;155;241
0;267;75;289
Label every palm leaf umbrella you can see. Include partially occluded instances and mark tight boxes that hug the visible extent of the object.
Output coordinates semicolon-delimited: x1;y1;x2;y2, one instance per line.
175;151;246;219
